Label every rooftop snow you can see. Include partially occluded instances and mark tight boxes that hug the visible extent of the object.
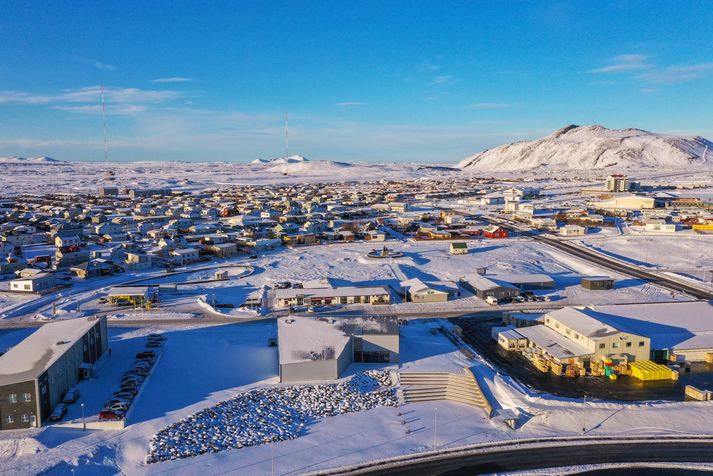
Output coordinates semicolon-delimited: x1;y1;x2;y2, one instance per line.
517;324;594;360
0;317;101;386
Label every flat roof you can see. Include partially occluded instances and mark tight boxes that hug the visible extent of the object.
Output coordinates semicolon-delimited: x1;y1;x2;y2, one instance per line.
576;302;713;351
0;317;102;386
462;275;518;292
546;307;622;339
275;286;390;300
277;316;350;365
517;324;593;360
108;286;150;297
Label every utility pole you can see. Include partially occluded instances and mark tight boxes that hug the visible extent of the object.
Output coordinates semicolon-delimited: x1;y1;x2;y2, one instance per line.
433;407;438;448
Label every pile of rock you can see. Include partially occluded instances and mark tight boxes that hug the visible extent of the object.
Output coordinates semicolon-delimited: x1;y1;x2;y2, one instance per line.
146;371;396;464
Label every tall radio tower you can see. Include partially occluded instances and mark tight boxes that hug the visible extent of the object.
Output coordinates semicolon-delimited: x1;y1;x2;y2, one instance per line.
100;86;115;182
283;112;290;176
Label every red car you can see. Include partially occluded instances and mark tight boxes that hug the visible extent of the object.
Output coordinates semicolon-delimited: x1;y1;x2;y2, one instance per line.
99;410;125;421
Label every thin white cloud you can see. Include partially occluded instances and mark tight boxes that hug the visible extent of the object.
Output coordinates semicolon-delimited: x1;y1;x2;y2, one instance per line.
429;75;456;85
588;54;651;74
52;104;147;115
469;103;512;110
638;63;713;84
151;77;193;83
335;101;365;107
70;55;117;71
0;86;182;106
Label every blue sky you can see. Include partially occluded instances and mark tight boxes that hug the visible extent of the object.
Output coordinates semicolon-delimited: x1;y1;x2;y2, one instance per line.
1;1;713;163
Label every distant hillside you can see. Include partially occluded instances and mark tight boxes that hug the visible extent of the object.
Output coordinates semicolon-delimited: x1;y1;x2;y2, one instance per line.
251;155;352;173
458;125;713;171
0;156;62;164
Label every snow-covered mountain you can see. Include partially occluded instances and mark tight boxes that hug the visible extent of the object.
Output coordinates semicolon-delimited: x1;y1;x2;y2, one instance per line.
0;156;61;164
251;155;352;173
458;125;713;171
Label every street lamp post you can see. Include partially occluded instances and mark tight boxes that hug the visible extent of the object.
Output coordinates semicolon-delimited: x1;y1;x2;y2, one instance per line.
81;402;85;431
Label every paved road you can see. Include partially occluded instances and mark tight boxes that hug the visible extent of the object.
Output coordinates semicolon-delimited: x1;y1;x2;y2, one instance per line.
319;437;713;475
473;212;713;301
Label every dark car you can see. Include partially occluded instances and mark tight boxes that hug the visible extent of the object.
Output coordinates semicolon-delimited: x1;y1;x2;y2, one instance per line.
136;350;156;359
120;378;143;388
49;403;68;422
147;333;166;341
63;387;80;403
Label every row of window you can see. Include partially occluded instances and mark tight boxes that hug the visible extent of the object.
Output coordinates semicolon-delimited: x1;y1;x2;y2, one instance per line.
598;341;645;349
5;413;33;424
7;393;32;403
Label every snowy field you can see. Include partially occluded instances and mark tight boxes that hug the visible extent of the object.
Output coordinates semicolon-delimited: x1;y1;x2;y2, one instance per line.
1;237;689;326
3;318;713;475
580;233;713;281
0;159;457;196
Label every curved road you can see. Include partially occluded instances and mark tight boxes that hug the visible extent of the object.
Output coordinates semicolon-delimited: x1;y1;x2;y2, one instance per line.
317;437;713;475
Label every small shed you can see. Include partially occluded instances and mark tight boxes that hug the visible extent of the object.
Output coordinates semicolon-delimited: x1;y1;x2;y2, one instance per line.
449;242;468;255
581;276;615;291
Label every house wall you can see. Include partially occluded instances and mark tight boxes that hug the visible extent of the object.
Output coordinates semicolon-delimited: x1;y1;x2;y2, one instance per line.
279;359;339;383
410;291;448;303
361;334;399;363
0;380;38;430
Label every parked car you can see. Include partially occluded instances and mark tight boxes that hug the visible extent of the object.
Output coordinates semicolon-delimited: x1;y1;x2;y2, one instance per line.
126;368;149;377
147;333;166;341
104;402;129;413
63;387;80;403
136;351;156;359
145;340;162;348
115;387;139;397
120;378;142;388
99;410;125;421
113;391;135;401
133;361;153;370
49;403;68;422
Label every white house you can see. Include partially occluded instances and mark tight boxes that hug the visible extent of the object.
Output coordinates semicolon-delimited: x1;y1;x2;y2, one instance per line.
171;248;200;266
559;225;586;236
10;273;56;293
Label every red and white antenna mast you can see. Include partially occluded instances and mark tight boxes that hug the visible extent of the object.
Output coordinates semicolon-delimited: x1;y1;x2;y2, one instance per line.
285;111;289;159
101;85;109;164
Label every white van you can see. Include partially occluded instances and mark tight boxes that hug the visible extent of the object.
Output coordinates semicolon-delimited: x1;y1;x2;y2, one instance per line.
485;296;499;306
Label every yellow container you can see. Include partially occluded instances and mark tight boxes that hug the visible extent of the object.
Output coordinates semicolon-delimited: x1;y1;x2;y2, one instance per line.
629;361;676;381
609;374;617;380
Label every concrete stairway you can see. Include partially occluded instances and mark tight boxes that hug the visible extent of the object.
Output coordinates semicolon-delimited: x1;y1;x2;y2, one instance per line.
399;368;493;417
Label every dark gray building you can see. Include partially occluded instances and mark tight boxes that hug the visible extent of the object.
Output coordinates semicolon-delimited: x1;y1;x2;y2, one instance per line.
277;316;399;383
0;316;108;430
461;275;520;301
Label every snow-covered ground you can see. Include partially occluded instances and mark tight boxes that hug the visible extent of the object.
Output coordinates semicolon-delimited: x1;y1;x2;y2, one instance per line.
0;159;458;196
3;318;713;475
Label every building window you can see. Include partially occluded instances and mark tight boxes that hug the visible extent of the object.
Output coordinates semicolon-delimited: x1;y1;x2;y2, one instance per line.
612;342;619;349
21;414;29;423
22;393;31;402
626;342;632;348
555;323;560;329
8;393;17;403
639;341;645;347
566;329;571;335
6;415;14;424
574;333;579;340
599;343;605;349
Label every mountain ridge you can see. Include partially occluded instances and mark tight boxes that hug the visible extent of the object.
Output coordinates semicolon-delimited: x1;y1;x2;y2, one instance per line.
458;125;712;171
